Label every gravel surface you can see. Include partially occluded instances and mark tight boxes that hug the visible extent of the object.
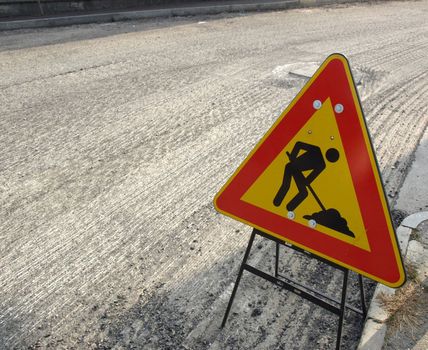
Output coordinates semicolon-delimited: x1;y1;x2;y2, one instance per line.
1;1;427;349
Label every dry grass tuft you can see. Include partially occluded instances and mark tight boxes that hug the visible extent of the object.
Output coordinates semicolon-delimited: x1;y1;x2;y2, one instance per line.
377;262;424;336
404;261;419;281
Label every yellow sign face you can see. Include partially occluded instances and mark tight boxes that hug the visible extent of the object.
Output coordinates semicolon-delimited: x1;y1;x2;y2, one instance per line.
241;98;370;251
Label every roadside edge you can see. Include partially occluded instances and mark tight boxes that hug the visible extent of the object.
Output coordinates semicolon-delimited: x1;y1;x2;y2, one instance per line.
0;0;367;31
357;211;428;350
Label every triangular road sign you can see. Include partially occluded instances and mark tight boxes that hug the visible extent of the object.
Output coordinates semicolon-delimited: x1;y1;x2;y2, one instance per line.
214;54;405;288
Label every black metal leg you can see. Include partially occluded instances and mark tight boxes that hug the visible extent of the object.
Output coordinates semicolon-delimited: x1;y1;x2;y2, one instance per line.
222;228;364;348
221;230;256;328
358;274;367;318
336;269;349;350
275;242;280;278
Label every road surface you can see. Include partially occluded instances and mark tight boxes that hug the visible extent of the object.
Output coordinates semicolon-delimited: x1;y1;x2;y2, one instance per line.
1;1;427;348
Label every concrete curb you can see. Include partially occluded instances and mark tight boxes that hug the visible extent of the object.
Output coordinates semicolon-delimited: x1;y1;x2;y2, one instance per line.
0;0;363;30
357;211;428;350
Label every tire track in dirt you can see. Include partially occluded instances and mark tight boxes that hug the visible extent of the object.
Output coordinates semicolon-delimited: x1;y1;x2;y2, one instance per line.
363;70;428;201
0;74;289;347
0;74;276;288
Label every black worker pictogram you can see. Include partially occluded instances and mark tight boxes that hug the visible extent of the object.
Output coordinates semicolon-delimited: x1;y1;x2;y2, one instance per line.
273;141;354;237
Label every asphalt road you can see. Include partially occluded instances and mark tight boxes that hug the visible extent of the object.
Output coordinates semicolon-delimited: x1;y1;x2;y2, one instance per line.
1;1;427;349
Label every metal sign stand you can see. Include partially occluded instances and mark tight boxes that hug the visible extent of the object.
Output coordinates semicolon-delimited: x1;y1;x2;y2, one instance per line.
221;228;367;350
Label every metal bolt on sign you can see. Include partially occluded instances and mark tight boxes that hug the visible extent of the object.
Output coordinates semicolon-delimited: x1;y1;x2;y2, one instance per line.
313;100;322;109
334;103;344;113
